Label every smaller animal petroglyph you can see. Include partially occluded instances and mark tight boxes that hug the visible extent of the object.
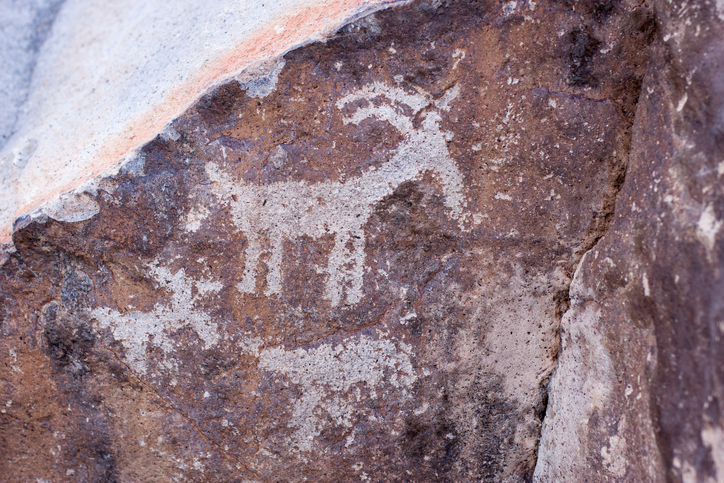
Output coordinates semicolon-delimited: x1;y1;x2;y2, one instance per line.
207;82;465;306
259;332;416;452
92;265;222;374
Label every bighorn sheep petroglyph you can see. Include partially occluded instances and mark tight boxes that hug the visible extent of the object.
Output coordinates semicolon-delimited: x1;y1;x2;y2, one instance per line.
207;82;464;306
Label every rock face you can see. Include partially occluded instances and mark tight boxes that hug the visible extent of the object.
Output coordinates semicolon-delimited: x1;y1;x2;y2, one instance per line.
0;0;721;482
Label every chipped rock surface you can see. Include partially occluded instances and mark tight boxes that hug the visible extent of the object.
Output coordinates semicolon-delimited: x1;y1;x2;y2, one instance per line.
0;0;721;482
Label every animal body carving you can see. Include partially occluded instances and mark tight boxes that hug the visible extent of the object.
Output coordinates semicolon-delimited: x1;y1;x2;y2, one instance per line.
207;83;464;306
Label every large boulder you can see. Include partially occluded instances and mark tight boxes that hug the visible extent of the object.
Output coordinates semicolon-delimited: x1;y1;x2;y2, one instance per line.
2;0;722;481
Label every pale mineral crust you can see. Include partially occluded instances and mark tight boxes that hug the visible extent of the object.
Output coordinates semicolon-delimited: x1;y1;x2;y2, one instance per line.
0;0;721;482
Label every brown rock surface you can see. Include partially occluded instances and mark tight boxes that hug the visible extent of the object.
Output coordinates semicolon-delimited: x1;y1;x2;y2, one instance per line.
4;0;720;481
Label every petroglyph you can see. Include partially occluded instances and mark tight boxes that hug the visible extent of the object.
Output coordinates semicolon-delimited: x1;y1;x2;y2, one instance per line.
207;83;465;306
258;332;417;452
92;265;223;374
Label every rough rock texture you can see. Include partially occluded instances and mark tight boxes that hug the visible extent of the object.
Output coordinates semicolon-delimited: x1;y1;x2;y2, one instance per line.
0;0;657;480
536;1;724;481
1;0;722;482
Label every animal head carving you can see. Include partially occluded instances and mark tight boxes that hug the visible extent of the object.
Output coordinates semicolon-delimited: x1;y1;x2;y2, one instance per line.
206;82;465;306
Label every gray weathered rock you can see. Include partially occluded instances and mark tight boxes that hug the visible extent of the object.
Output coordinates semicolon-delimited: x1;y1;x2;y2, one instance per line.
0;0;409;244
0;0;64;149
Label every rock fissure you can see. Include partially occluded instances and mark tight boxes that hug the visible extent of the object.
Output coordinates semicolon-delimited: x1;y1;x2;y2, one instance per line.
532;27;655;474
